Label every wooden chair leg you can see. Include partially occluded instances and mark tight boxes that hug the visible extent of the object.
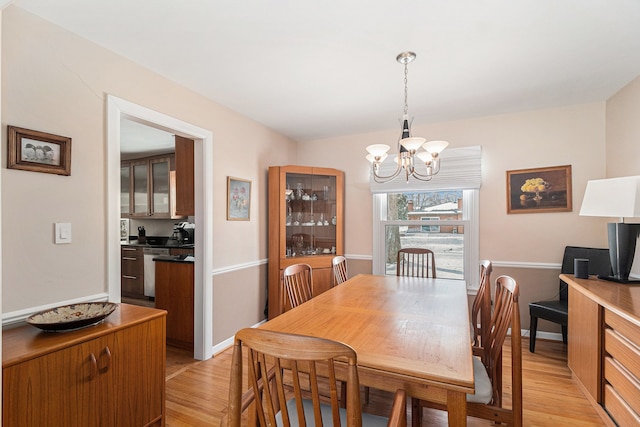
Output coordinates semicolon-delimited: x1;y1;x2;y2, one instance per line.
411;397;422;427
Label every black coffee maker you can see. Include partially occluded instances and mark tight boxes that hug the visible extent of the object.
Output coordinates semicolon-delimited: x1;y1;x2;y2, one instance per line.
172;222;195;245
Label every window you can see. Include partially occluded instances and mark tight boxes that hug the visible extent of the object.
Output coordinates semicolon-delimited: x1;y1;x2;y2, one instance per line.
372;189;479;288
369;146;482;289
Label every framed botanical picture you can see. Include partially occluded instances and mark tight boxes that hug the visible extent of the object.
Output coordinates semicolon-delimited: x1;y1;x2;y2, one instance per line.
7;126;72;176
227;177;251;220
506;165;572;214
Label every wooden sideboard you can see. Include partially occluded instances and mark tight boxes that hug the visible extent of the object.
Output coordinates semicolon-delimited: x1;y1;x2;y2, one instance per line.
3;303;167;427
564;274;640;426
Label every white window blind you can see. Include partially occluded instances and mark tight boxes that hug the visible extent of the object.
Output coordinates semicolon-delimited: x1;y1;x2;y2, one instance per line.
369;145;482;193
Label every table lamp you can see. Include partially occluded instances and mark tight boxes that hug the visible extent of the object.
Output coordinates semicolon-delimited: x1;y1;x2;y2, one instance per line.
579;176;640;283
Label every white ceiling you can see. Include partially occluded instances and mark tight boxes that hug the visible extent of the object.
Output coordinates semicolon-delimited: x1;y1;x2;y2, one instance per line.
12;0;640;143
119;119;175;158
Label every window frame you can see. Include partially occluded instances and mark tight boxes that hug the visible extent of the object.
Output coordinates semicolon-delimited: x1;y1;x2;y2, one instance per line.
372;189;480;290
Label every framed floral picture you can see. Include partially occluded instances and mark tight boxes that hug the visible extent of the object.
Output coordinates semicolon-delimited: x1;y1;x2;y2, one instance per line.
506;165;572;214
227;177;251;220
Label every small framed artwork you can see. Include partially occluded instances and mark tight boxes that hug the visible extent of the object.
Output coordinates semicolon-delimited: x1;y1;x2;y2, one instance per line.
506;165;572;214
7;125;72;176
120;218;130;242
227;177;252;221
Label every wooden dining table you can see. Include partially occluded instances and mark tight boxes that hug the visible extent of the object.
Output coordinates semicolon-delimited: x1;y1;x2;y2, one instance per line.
261;273;475;426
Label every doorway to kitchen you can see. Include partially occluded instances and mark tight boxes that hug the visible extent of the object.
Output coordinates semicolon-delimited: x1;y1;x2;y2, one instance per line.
107;95;214;361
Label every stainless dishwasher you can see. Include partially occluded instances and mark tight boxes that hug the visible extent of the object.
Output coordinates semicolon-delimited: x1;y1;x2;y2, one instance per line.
143;247;170;298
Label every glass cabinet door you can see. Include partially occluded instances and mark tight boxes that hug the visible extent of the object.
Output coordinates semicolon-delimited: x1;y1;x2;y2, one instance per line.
120;164;130;215
150;158;170;215
131;161;149;216
285;173;337;258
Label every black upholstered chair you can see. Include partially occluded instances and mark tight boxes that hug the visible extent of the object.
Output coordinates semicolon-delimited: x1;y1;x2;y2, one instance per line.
528;246;611;352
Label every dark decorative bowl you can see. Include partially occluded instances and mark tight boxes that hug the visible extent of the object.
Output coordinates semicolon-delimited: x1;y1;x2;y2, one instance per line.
26;302;118;332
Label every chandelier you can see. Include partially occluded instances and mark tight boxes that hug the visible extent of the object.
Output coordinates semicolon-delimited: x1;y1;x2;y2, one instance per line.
366;51;448;183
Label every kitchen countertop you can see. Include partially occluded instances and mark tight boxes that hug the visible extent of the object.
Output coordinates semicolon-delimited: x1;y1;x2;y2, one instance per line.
121;240;194;250
153;254;195;264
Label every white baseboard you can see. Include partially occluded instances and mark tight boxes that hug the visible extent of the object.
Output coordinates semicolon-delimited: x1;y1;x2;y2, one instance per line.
521;329;564;342
210;319;267;358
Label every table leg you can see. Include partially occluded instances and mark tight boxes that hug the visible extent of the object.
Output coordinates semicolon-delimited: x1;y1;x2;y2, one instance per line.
447;390;467;426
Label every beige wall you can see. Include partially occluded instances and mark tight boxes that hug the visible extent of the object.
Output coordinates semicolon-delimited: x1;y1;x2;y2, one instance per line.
606;74;640;178
299;103;609;259
1;6;294;342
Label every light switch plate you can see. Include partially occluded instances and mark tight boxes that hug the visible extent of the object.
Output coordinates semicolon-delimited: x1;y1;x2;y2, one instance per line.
54;222;72;244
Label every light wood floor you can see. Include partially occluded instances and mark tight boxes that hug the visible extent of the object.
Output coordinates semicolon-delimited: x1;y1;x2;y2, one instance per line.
164;337;605;426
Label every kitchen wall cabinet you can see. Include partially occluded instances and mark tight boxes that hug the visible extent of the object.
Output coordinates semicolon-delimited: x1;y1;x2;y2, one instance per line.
121;245;144;298
155;260;194;350
267;165;344;319
174;136;195;216
121;154;186;219
3;304;166;427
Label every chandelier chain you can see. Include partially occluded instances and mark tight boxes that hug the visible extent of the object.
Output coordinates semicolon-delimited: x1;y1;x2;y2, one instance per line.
403;62;409;116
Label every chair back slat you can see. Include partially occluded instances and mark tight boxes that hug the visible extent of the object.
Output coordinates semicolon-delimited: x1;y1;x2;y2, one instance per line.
471;260;493;350
332;256;348;284
283;263;313;309
396;248;436;278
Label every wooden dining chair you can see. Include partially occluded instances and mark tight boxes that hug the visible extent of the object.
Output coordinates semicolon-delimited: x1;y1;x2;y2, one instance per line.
470;260;493;356
412;275;522;427
396;248;436;278
224;328;407;427
332;256;348;285
282;263;313;309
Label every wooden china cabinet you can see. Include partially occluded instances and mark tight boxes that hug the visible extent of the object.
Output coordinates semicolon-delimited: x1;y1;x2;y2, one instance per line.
268;166;344;319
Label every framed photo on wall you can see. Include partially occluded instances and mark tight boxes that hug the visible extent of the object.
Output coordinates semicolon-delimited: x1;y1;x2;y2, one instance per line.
7;125;72;176
227;177;251;220
506;165;572;214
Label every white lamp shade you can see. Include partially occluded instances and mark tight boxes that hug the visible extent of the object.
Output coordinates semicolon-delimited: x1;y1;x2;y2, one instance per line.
423;140;449;154
366;153;388;163
366;144;390;157
579;176;640;218
399;136;426;151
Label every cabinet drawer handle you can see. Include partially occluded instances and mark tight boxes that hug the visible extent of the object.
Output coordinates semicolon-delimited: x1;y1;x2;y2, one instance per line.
122;275;138;279
122;247;137;252
122;256;137;261
89;353;98;380
99;346;112;373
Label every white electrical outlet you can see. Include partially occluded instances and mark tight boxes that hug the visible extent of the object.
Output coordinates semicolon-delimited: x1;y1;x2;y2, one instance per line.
54;222;72;244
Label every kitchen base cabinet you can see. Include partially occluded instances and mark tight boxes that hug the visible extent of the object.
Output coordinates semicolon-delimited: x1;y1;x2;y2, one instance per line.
122;245;145;298
2;304;167;427
155;260;194;351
